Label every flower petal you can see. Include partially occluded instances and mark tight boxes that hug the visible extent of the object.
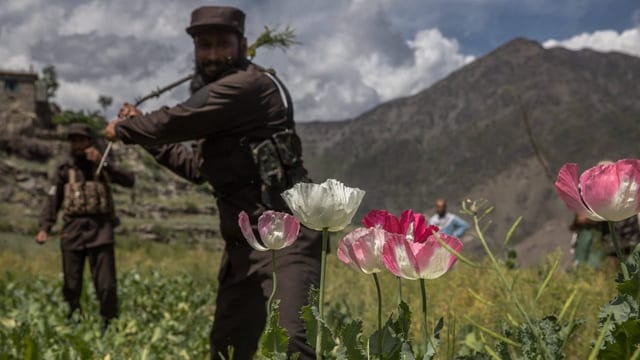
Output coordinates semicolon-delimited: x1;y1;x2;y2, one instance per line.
399;209;429;243
382;233;419;279
555;163;603;221
257;211;300;250
413;234;463;279
580;159;640;221
352;228;386;274
337;227;368;272
238;211;269;251
281;179;365;231
362;209;401;233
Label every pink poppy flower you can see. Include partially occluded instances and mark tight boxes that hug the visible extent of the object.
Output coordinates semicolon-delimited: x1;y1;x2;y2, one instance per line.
382;232;463;280
362;209;402;233
364;209;438;243
556;159;640;222
398;209;439;243
337;227;402;274
238;210;300;251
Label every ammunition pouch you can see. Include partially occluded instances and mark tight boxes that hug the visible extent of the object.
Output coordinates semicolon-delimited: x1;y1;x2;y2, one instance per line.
63;168;113;216
246;129;308;208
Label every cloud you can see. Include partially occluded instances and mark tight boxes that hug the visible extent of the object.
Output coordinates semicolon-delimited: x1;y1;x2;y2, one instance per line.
31;33;178;82
268;1;474;120
543;28;640;57
1;0;633;122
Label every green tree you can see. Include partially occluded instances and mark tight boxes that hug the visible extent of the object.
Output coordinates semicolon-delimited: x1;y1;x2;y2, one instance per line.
41;65;59;99
98;95;113;118
53;110;106;138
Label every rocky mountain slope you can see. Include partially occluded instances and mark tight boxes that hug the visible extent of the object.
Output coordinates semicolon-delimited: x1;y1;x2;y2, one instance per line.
2;37;639;264
0;107;220;247
296;37;640;254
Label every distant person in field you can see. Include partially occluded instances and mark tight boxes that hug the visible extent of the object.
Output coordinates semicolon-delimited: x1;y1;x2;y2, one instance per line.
104;6;321;359
36;122;134;333
569;213;607;268
428;198;469;237
609;214;640;259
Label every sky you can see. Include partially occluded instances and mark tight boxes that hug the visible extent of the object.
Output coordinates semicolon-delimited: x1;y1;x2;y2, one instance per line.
1;0;639;122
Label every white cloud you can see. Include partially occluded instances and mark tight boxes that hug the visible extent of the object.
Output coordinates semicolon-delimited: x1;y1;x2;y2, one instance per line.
269;1;474;120
58;0;186;40
361;29;474;101
543;28;640;57
2;0;633;123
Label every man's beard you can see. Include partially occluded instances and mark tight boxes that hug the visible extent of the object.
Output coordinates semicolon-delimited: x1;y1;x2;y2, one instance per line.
196;56;239;84
71;150;88;163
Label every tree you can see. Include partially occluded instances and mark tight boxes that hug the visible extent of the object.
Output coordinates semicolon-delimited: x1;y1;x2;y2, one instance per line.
41;65;59;99
52;110;106;138
98;95;113;118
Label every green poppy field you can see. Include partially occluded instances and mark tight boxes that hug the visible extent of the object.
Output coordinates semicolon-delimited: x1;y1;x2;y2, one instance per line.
0;229;618;359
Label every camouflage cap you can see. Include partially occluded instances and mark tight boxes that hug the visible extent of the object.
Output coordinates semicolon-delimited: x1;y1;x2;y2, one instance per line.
186;6;245;37
66;122;93;139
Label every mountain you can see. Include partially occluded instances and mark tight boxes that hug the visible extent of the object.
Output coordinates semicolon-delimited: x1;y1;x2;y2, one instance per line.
296;37;640;255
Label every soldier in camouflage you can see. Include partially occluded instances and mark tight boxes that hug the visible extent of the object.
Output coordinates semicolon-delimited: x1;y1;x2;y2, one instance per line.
37;122;135;332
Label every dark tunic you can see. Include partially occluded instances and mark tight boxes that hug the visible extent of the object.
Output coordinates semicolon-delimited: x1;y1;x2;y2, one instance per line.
39;154;134;322
38;156;135;250
115;61;314;280
115;61;321;359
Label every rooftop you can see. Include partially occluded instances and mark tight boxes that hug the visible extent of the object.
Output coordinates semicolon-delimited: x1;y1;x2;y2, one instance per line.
0;69;38;82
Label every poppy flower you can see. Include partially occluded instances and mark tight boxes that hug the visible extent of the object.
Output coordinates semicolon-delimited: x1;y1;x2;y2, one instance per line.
382;232;463;280
337;227;401;274
238;210;300;251
281;179;365;231
556;159;640;221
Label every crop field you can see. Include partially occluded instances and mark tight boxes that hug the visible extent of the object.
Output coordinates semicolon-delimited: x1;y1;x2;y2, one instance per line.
0;229;618;359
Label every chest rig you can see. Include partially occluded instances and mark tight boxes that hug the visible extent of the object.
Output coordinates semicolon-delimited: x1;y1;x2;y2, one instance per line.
245;71;308;207
199;69;309;207
63;167;113;216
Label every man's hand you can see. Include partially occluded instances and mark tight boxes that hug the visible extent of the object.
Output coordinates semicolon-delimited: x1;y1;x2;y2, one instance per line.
36;230;48;244
105;103;142;142
105;120;120;142
85;146;102;164
118;102;142;118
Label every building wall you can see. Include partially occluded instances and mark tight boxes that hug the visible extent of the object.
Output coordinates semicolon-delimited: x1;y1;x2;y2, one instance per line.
1;74;38;114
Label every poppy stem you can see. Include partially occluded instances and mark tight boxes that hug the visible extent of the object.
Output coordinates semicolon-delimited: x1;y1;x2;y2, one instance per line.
267;250;277;315
608;221;630;280
420;278;431;353
473;215;554;360
397;276;403;304
373;273;383;353
316;227;329;359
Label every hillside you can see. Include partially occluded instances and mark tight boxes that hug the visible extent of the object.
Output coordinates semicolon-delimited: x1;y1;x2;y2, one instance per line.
0;108;220;247
2;37;639;263
296;37;640;253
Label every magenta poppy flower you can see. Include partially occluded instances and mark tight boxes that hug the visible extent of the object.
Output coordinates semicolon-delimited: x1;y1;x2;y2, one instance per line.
362;209;402;233
364;209;438;243
337;227;402;274
382;232;463;280
555;159;640;222
238;210;300;251
398;209;439;243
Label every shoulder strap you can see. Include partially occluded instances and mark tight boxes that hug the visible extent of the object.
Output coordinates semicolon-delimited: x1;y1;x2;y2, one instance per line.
262;71;294;127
